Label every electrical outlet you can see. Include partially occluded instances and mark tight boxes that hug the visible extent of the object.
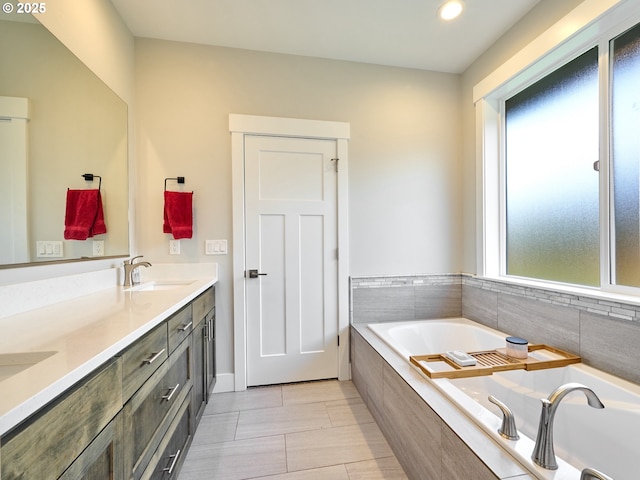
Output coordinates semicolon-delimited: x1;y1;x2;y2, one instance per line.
169;239;181;255
92;240;104;256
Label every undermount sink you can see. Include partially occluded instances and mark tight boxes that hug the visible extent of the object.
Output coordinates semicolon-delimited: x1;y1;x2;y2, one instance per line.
0;351;57;382
128;280;196;292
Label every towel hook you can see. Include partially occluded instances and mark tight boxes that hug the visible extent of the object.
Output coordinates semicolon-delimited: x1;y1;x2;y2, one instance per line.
82;173;102;190
164;176;185;191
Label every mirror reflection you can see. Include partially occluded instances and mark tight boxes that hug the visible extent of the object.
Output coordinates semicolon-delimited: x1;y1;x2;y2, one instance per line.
0;16;128;266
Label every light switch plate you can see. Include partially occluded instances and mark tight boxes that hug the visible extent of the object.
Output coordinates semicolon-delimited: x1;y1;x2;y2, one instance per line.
205;239;227;255
36;241;63;258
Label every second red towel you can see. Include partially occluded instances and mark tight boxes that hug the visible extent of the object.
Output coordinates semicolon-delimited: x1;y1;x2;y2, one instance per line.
163;191;193;239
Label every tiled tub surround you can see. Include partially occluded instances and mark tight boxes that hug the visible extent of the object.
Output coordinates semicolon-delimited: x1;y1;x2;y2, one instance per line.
351;274;640;385
350;325;532;480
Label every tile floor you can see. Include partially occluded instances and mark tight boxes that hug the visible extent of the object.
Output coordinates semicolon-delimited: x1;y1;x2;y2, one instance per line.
178;380;408;480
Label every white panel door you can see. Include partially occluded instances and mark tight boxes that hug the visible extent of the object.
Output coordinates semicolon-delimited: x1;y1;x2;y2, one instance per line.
245;135;338;386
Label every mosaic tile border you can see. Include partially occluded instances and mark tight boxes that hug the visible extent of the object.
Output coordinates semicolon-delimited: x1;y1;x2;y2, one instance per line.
350;274;461;289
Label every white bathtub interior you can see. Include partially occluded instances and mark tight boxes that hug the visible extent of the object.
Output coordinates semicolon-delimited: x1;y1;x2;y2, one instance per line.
368;318;640;480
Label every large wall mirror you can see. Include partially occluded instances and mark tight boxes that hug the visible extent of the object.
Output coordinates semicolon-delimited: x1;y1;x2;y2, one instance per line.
0;14;128;267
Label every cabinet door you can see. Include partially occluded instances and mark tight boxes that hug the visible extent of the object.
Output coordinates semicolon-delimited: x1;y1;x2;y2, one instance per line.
204;308;216;400
58;412;124;480
192;316;206;427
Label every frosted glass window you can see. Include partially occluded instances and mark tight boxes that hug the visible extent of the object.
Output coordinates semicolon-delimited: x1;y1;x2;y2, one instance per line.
612;23;640;288
505;48;600;285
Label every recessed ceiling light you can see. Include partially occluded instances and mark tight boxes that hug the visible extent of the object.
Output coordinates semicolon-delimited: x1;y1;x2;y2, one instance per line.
438;0;465;21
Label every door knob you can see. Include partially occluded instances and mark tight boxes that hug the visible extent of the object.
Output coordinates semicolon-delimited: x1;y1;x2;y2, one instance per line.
247;269;267;278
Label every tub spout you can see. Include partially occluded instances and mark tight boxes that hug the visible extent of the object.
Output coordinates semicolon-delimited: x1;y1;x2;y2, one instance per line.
531;382;604;470
581;467;614;480
488;395;519;440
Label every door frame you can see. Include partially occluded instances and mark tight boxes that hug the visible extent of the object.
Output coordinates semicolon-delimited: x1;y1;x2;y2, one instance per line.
229;114;350;391
0;96;30;264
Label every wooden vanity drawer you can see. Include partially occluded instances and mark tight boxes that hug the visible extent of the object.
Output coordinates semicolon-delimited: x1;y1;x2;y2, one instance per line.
125;336;193;480
145;394;192;480
192;287;215;322
0;358;122;480
167;304;192;354
121;323;168;401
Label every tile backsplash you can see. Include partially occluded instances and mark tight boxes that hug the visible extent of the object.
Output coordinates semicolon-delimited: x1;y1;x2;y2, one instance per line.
351;274;461;323
351;273;640;385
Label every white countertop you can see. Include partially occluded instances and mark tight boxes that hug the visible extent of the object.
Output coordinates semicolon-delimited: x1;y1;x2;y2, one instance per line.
0;264;217;437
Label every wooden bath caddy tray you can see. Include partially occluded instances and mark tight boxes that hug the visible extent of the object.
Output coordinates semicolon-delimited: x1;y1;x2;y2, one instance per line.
410;344;581;379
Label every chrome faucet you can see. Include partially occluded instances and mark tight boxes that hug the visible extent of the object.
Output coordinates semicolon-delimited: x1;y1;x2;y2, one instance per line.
531;382;604;470
123;255;152;287
581;467;614;480
488;395;519;440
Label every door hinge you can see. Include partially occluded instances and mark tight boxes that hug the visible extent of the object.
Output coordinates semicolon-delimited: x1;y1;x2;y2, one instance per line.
331;158;339;172
337;335;340;347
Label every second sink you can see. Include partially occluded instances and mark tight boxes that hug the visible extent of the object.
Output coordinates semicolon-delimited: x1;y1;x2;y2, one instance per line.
0;351;57;382
128;280;196;292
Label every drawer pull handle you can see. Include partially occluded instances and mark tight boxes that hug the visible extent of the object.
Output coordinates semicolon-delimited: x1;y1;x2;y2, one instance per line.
162;383;180;402
163;448;181;474
178;321;193;332
143;349;165;365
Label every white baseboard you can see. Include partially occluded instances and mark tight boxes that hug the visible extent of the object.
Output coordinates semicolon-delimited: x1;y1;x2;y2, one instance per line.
212;373;235;393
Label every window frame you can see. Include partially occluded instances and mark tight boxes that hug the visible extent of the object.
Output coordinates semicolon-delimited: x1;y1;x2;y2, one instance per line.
476;0;640;298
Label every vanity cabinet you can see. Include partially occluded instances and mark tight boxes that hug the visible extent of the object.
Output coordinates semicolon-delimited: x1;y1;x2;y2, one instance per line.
0;283;214;480
0;358;123;480
192;286;215;426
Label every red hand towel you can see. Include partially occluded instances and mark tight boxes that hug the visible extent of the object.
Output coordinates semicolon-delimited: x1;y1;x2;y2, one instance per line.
64;189;95;240
163;191;193;239
64;189;107;240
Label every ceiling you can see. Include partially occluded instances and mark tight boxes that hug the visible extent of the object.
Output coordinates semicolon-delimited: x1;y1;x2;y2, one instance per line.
110;0;541;74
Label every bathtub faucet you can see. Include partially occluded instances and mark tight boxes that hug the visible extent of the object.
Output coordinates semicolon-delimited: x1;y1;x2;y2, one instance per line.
581;467;614;480
531;382;604;470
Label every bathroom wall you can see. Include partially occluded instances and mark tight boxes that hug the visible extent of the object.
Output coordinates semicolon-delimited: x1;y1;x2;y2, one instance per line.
134;40;461;375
